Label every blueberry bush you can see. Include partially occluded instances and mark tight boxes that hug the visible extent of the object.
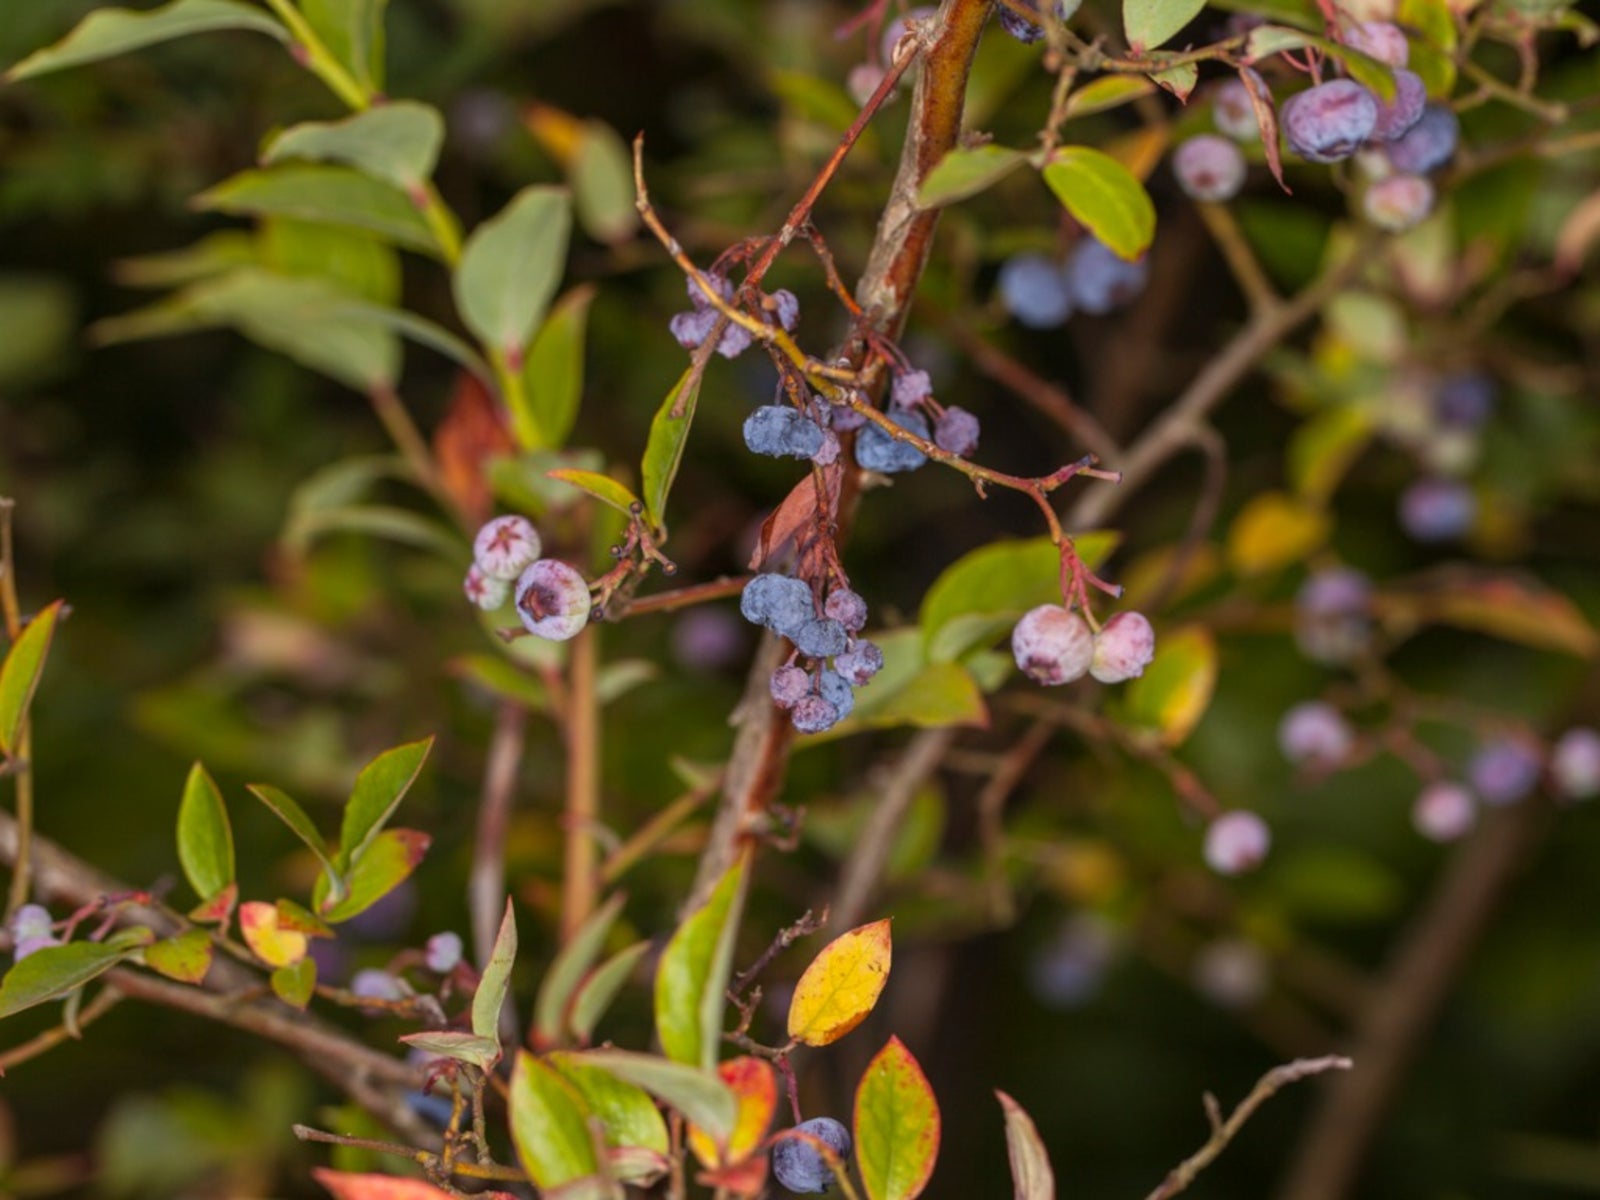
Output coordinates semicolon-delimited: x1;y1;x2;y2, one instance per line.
2;0;1599;1196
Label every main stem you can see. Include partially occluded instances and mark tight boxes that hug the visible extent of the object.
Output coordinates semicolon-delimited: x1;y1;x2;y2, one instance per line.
561;623;601;941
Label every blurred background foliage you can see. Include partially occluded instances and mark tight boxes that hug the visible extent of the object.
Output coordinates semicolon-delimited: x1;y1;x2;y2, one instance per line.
2;0;1600;1196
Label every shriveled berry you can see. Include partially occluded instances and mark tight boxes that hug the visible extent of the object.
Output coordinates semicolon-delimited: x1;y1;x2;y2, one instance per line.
933;407;981;456
891;369;933;410
1413;781;1476;842
744;405;826;459
1089;611;1156;683
1468;737;1541;806
998;253;1073;329
1386;104;1459;173
834;640;884;686
772;1117;853;1194
1213;77;1261;142
1278;701;1354;766
768;289;800;332
687;273;733;309
818;669;856;721
1062;237;1150;315
514;560;593;641
1399;478;1475;542
1551;728;1600;801
855;408;931;474
1012;604;1094;686
812;430;842;466
1203;811;1271;875
741;574;814;636
464;564;510;612
770;665;811;709
790;695;842;735
1362;172;1434;232
1370;69;1426;141
1281;80;1378;163
823;588;868;632
669;307;717;350
425;931;463;974
474;515;542;581
1344;20;1408;66
1172;134;1247;202
794;617;850;659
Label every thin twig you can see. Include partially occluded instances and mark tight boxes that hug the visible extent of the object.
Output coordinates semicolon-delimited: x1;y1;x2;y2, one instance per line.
0;984;124;1073
470;699;527;969
561;623;602;942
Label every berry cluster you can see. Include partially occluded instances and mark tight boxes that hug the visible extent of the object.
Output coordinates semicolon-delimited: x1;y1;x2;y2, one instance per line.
741;575;885;734
463;515;592;641
669;272;800;360
997;236;1150;330
1010;606;1155;686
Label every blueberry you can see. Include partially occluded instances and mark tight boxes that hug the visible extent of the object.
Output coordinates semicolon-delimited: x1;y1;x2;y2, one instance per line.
996;0;1080;43
1398;477;1475;542
855;409;931;474
1435;372;1495;427
772;1117;852;1193
812;430;842;466
1412;781;1476;842
1551;728;1600;801
834;640;884;686
424;931;463;973
818;669;856;720
1385;104;1459;173
714;322;754;359
1088;611;1156;683
1172;134;1247;203
473;515;542;581
463;563;510;612
770;664;811;709
740;574;815;635
790;695;842;735
794;617;850;659
769;289;800;332
1362;172;1434;232
1011;604;1094;686
687;273;733;309
669;307;717;350
997;252;1073;329
1029;914;1117;1008
744;405;826;459
1062;237;1149;315
1213;78;1260;143
1203;811;1271;875
1277;701;1354;766
1369;69;1427;142
514;560;593;641
351;968;405;1001
1343;20;1409;67
1468;737;1542;806
823;588;868;632
1281;79;1379;163
933;407;981;457
830;403;868;433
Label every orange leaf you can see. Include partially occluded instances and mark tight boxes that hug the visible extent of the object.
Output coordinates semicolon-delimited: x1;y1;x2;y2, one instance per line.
787;919;892;1047
239;900;308;967
687;1056;778;1169
433;372;516;526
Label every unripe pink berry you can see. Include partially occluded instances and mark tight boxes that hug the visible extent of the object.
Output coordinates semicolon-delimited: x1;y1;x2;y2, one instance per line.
1090;611;1156;683
514;560;592;641
1172;135;1248;203
1012;605;1094;686
1203;811;1271;875
1343;20;1408;66
1412;781;1476;842
473;515;542;581
1362;173;1435;232
1551;727;1600;801
463;563;509;611
425;931;464;973
1278;701;1354;766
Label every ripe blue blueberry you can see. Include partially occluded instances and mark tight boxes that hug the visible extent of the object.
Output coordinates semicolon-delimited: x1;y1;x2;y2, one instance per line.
1398;477;1475;542
997;253;1073;329
1062;237;1150;315
834;640;884;686
1294;566;1372;664
514;560;593;641
855;408;931;474
996;0;1081;42
740;574;815;637
772;1117;852;1194
1281;79;1379;163
744;405;827;460
1172;134;1247;203
1435;372;1494;428
794;617;850;659
1029;914;1117;1008
769;289;801;332
1362;172;1434;232
1369;69;1427;142
790;695;842;735
823;588;868;632
770;664;811;709
818;669;855;721
933;406;981;457
1385;104;1459;174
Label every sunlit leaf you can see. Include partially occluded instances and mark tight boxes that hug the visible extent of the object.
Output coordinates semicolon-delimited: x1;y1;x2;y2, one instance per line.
1042;147;1156;260
239;901;309;968
143;929;214;985
546;469;641;516
787;920;892;1047
198;165;442;256
0;599;63;759
299;0;389;93
5;0;286;81
1063;76;1157;118
315;828;430;922
1124;0;1207;51
917;145;1027;209
246;782;342;899
548;1051;671;1154
687;1057;777;1168
654;854;747;1070
854;1036;941;1200
398;1030;502;1069
517;285;595;449
473;898;518;1051
1225;491;1329;576
271;957;317;1008
1119;626;1217;746
313;1168;474;1200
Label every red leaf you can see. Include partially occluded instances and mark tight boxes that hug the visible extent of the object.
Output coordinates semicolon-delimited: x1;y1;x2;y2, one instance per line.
1237;67;1287;194
433;373;516;526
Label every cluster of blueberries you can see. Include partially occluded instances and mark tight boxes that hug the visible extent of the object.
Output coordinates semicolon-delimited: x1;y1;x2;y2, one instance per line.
669;273;799;360
463;515;592;641
997;236;1151;330
1009;605;1156;687
740;575;886;734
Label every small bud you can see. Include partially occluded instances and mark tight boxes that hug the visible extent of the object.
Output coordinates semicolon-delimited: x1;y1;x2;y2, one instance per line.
351;968;406;1002
770;665;811;709
1277;701;1354;766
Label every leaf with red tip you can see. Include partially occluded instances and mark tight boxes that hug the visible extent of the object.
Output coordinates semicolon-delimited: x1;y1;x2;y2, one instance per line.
188;881;237;926
855;1036;941;1200
996;1091;1055;1200
1237;66;1287;193
687;1056;778;1168
314;828;431;923
787;919;892;1047
239;900;308;967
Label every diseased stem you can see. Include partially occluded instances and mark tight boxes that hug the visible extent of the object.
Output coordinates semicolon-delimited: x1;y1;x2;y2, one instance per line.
470;700;527;969
560;623;602;941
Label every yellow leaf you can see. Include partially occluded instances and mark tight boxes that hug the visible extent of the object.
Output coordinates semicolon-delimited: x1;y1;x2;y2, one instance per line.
1226;491;1329;576
786;919;892;1048
239;900;308;967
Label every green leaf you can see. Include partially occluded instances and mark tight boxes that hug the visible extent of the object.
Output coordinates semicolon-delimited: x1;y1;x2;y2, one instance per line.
270;957;317;1009
299;0;389;93
1398;0;1457;95
263;103;445;194
315;828;430;921
1123;0;1207;51
509;1051;602;1190
640;368;703;534
260;218;401;306
996;1091;1055;1200
917;145;1027;209
535;893;626;1049
1042;147;1157;261
1288;404;1373;504
547;469;641;517
454;186;572;356
246;782;342;900
1118;625;1217;745
569;940;650;1045
337;737;433;874
1379;569;1600;657
447;654;550;710
113;231;261;289
854;1036;941;1200
1244;27;1397;99
517;285;595;450
655;855;747;1070
572;123;639;245
548;1051;671;1152
283;504;463;560
821;662;988;739
1062;76;1158;119
0;942;130;1019
0;599;63;759
5;0;287;81
473;898;518;1050
197;165;442;257
399;1030;502;1069
577;1050;737;1141
1149;61;1199;100
920;534;1118;663
143;929;214;985
176;761;234;902
1274;846;1403;922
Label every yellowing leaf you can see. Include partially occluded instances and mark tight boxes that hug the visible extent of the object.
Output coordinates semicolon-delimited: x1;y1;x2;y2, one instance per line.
239;900;308;967
854;1036;941;1200
1225;491;1329;576
271;956;317;1008
1120;626;1217;746
686;1057;778;1168
143;929;214;985
996;1091;1055;1200
787;919;892;1047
